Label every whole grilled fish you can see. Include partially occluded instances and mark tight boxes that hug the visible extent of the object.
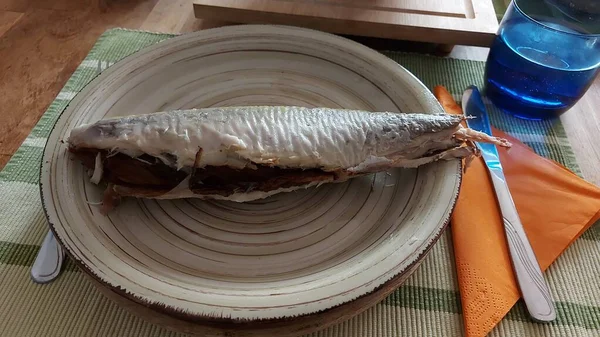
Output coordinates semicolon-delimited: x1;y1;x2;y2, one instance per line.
67;106;509;212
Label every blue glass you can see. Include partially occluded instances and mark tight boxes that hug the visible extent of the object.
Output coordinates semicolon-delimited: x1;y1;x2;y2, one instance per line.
484;0;600;120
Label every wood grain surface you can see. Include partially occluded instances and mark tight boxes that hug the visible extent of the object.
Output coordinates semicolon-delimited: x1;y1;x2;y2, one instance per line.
560;77;600;186
0;10;22;35
192;0;499;46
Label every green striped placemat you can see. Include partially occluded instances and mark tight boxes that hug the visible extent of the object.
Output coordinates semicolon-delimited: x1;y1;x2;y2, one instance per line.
0;28;599;337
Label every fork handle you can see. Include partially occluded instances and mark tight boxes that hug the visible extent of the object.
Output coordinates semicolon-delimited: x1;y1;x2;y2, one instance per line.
31;231;65;284
488;168;556;322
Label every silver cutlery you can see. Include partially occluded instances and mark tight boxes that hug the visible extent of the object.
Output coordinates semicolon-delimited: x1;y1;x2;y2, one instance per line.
31;230;65;284
462;85;556;322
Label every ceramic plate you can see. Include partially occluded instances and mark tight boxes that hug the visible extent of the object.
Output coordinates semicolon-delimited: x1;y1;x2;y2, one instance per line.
40;25;461;324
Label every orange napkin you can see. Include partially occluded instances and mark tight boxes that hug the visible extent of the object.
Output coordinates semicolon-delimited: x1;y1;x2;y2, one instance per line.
434;86;600;337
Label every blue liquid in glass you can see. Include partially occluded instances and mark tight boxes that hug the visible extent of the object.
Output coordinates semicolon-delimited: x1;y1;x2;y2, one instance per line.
485;19;600;120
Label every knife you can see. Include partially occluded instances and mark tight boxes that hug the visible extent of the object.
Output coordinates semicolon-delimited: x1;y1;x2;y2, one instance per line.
462;85;556;322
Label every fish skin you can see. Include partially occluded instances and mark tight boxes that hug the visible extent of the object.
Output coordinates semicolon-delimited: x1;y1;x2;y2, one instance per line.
68;106;465;172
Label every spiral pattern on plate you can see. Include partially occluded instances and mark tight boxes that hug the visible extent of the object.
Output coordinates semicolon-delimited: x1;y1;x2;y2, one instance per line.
41;25;461;320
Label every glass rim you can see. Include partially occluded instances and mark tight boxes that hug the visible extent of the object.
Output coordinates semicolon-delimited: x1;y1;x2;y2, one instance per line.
513;0;600;37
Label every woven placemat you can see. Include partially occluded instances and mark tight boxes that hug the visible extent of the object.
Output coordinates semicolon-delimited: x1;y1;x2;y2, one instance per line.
0;28;599;337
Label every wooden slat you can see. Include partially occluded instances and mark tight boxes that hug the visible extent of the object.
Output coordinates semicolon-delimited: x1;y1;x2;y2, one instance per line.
300;0;469;18
140;0;232;34
560;76;600;186
192;0;499;46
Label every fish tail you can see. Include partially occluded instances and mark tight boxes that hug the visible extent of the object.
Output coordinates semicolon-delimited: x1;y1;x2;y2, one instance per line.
453;126;512;148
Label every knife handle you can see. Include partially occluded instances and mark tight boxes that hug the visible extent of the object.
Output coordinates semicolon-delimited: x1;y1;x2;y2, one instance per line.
488;170;556;322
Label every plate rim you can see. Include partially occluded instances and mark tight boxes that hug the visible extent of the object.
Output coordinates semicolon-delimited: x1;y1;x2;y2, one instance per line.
39;24;463;325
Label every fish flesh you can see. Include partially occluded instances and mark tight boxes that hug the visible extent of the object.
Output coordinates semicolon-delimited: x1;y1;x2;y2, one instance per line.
67;106;509;212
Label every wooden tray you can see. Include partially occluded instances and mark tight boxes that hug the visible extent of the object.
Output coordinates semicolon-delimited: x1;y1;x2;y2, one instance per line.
40;25;462;336
192;0;499;47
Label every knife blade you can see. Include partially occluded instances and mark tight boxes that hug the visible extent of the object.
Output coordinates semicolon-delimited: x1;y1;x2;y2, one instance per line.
462;85;556;322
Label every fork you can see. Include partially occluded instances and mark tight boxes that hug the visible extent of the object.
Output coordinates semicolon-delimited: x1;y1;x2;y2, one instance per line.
31;231;65;284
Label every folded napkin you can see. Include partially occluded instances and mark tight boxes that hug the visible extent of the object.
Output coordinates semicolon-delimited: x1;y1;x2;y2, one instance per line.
433;86;600;337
